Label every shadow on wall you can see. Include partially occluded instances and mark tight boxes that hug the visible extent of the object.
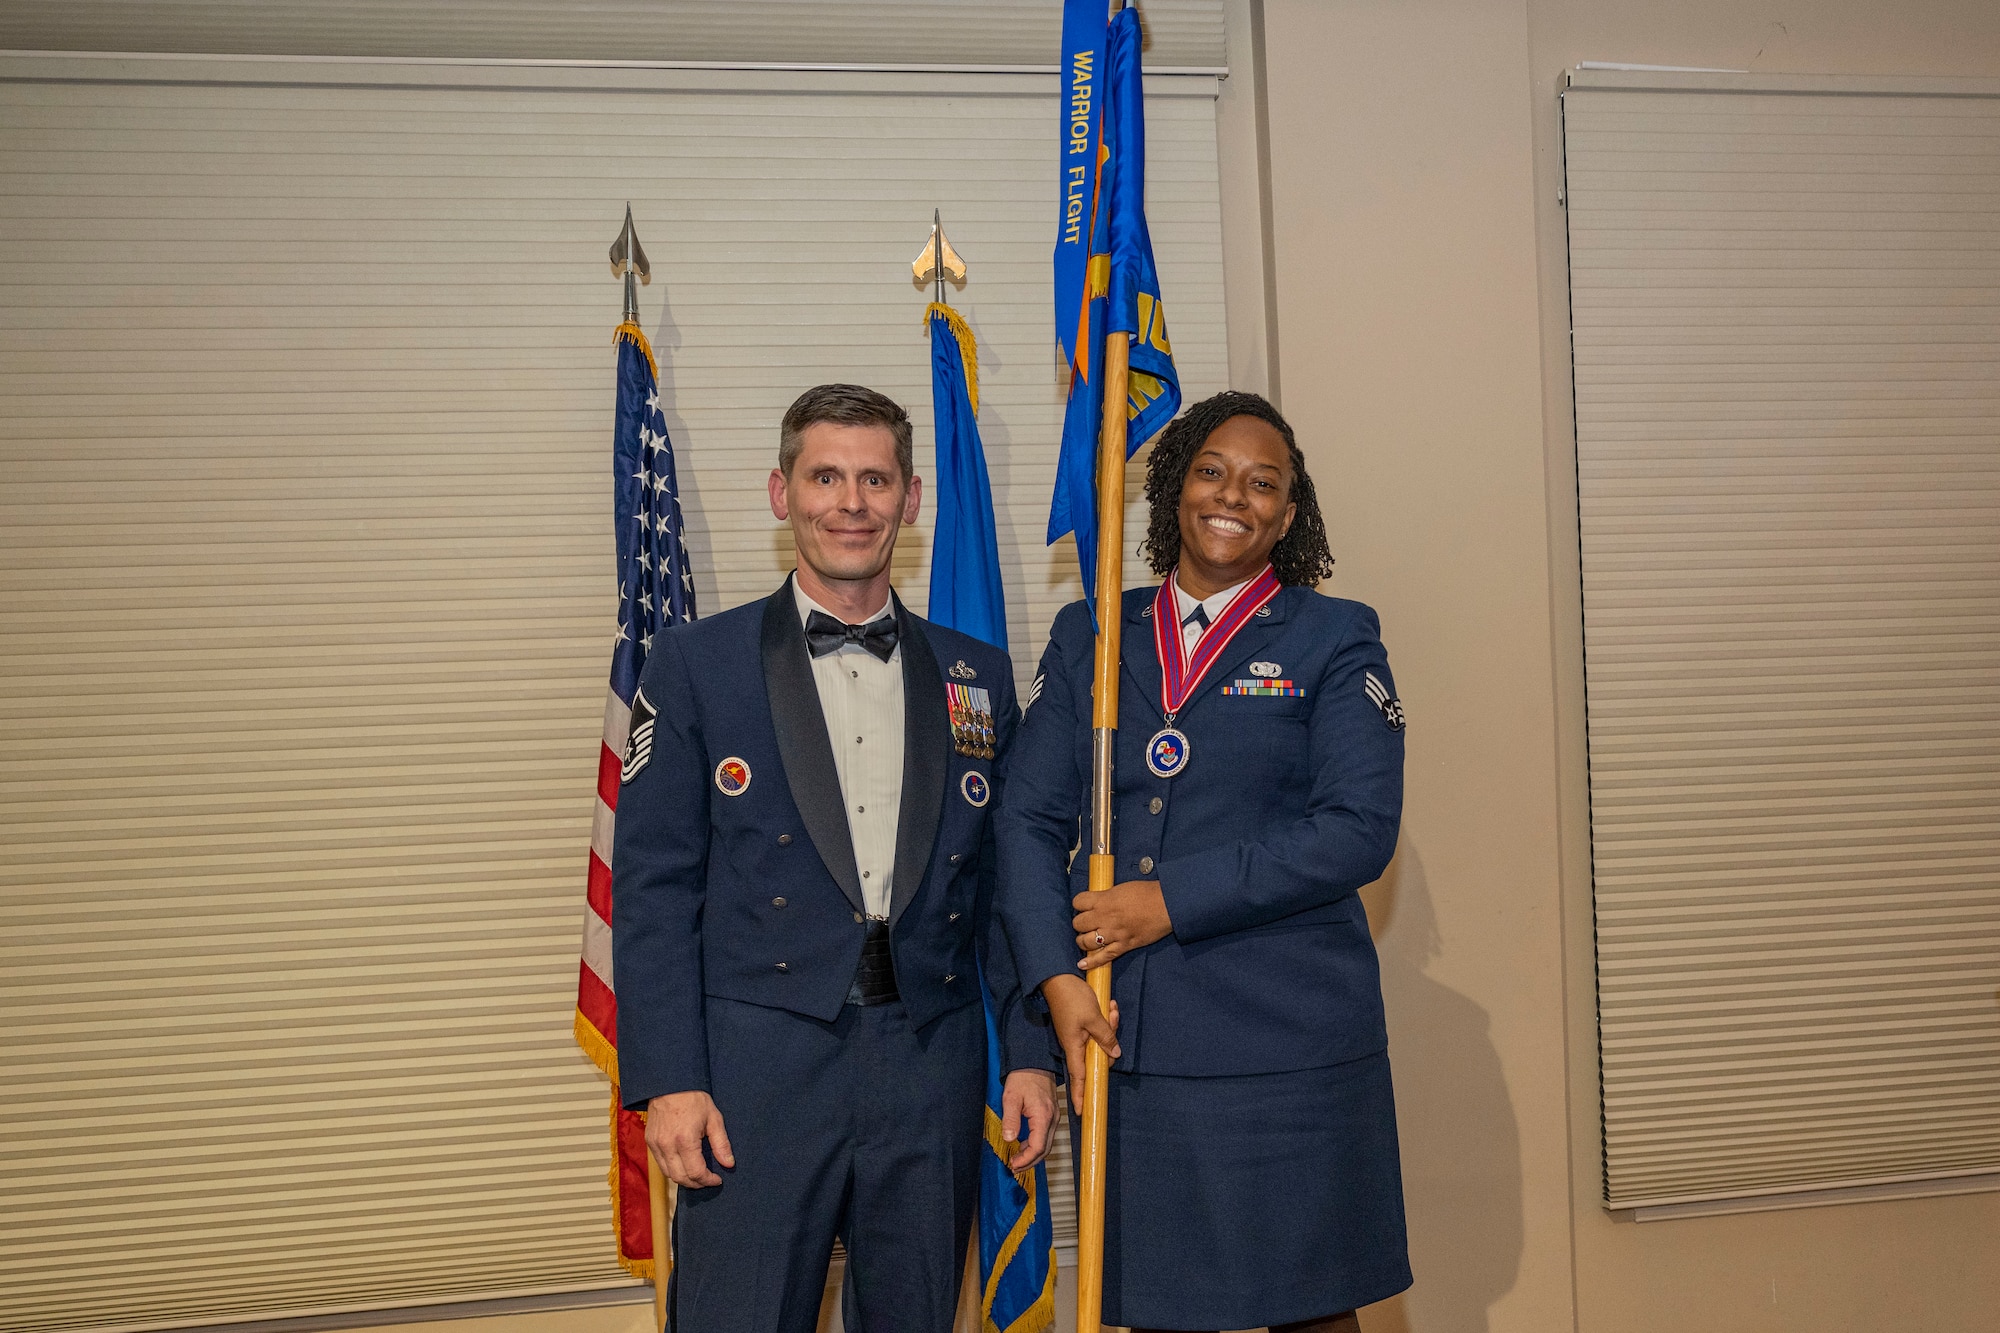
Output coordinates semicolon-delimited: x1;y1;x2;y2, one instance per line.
646;273;729;616
1359;840;1523;1333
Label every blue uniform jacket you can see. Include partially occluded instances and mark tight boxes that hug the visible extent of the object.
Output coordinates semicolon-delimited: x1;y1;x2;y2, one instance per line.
610;577;1055;1108
996;584;1405;1078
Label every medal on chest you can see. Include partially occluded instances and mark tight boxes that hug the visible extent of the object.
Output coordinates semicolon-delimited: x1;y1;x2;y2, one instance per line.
947;682;995;759
1147;566;1282;779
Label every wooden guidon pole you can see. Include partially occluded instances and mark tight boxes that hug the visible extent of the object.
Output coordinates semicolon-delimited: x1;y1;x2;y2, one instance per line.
647;1153;672;1328
1076;333;1132;1333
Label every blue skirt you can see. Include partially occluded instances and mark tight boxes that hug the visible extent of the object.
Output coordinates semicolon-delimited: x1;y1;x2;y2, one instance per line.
1078;1050;1412;1329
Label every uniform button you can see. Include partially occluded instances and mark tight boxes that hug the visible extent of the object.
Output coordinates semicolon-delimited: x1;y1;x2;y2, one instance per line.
778;834;792;845
857;805;865;813
948;912;961;922
948;853;962;864
856;736;864;744
862;870;871;879
1138;856;1155;874
853;912;865;924
944;974;958;984
775;962;789;972
1148;797;1163;815
772;896;787;908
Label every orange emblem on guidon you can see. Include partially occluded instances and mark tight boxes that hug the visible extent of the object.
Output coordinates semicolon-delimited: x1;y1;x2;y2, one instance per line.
714;757;751;796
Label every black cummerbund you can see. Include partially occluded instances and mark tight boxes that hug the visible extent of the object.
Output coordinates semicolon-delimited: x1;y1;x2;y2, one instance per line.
845;919;899;1007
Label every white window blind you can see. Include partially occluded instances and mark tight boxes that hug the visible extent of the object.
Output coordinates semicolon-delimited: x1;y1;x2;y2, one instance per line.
0;54;1227;1331
1563;74;2000;1213
0;0;1226;69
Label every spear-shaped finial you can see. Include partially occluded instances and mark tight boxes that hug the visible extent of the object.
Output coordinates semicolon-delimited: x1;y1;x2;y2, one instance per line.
609;203;651;323
912;208;966;306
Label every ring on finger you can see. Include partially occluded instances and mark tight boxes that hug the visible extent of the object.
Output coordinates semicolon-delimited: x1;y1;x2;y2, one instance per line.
1094;931;1105;946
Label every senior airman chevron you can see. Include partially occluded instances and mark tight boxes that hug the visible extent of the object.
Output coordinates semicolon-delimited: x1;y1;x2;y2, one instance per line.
1364;670;1406;731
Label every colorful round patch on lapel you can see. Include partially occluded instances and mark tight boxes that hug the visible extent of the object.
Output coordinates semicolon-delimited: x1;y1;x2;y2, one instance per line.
714;757;751;796
959;769;990;808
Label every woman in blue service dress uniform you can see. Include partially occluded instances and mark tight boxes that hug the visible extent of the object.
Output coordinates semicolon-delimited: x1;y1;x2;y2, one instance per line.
996;391;1410;1333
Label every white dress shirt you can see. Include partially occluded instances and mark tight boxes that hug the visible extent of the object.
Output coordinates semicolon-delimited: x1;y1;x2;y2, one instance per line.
1172;572;1252;667
795;579;905;920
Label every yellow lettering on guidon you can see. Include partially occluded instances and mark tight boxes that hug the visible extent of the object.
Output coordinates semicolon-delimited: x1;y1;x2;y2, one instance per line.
1135;292;1173;356
1086;254;1111;299
1126;371;1166;418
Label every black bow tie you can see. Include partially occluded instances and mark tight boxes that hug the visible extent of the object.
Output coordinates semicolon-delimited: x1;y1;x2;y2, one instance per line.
805;610;900;663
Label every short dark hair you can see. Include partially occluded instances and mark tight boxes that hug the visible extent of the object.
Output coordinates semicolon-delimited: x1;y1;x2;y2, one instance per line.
779;384;914;480
1139;390;1336;587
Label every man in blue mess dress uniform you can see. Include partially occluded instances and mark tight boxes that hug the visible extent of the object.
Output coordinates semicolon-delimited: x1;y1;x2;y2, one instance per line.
997;391;1413;1332
611;384;1061;1333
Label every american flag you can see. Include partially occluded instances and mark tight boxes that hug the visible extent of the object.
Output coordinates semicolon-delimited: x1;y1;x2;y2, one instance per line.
574;318;695;1278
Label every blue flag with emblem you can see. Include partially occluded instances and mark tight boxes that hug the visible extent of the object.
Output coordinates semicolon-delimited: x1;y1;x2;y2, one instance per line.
923;302;1055;1333
1047;1;1181;607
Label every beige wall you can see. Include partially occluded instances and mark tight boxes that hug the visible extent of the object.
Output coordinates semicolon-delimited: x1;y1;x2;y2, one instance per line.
1260;2;2000;1331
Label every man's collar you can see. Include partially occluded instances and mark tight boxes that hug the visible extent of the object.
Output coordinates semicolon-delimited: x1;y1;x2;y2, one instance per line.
793;573;893;630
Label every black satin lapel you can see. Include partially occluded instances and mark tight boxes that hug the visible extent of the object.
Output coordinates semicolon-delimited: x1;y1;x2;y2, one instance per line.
760;580;865;915
889;602;948;928
1120;593;1166;724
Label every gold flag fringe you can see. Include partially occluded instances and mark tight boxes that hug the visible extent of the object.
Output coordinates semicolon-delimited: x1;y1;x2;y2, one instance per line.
615;320;660;379
927;303;979;415
574;1009;621;1083
978;1105;1058;1333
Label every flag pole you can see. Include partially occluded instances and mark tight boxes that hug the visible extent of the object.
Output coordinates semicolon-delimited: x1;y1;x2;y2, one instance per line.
610;200;671;1324
1076;329;1131;1333
646;1154;671;1327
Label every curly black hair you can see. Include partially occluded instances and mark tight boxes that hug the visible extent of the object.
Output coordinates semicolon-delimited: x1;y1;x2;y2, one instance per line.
1139;390;1335;587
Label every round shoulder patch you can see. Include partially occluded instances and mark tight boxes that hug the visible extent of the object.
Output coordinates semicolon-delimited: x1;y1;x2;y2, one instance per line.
714;757;752;796
959;769;990;808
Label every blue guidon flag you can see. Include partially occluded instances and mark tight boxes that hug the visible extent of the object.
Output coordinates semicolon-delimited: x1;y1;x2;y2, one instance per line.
1048;0;1182;608
922;293;1055;1333
574;315;697;1278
